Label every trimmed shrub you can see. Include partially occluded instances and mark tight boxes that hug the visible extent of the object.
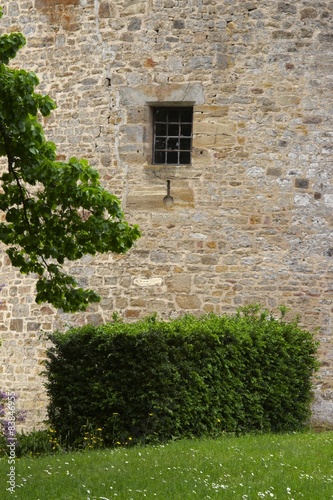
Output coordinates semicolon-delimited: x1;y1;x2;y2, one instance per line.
44;307;319;448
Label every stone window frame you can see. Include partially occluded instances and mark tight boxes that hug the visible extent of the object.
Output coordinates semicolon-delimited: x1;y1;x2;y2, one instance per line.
120;84;205;210
119;82;205;168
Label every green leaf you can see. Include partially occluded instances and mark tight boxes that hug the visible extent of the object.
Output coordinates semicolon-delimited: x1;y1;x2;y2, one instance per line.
0;10;141;312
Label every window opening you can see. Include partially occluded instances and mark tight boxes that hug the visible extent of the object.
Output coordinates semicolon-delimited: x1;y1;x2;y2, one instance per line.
153;107;193;165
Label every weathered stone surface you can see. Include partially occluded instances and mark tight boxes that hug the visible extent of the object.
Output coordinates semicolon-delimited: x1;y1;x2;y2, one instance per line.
35;0;79;7
133;277;163;287
277;3;297;14
295;178;310;189
10;319;23;332
300;8;317;20
1;0;333;431
166;274;191;293
175;295;201;309
120;83;205;106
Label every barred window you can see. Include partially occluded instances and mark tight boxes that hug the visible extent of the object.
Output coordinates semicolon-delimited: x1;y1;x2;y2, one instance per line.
153;107;193;165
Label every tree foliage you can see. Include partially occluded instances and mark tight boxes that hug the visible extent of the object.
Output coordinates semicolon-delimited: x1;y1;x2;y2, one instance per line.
0;7;140;312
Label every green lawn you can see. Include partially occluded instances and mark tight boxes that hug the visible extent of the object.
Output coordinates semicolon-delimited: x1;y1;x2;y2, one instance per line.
1;431;333;499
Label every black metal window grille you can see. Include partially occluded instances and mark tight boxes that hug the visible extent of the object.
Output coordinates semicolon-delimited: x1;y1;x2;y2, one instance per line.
153;107;193;165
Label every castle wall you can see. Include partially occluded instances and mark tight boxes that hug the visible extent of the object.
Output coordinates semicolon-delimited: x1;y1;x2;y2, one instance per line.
1;0;333;430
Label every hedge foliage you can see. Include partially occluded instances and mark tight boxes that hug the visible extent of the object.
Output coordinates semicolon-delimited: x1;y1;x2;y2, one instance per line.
44;306;319;448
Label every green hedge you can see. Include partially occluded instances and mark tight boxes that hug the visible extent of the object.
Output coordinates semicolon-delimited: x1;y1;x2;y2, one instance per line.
44;306;319;448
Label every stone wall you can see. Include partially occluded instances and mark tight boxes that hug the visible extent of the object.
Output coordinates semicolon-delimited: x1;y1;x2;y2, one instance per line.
1;0;333;430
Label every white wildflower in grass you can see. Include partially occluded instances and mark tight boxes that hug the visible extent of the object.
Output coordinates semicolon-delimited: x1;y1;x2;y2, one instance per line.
257;489;275;498
212;483;228;490
2;431;333;498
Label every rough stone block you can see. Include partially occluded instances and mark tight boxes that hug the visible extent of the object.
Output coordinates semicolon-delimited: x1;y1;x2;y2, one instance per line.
194;106;229;118
214;135;236;147
125;309;141;318
166;274;191;293
295;178;309;189
175;295;201;309
191;121;217;135
267;167;282;176
278;95;301;106
277;2;297;14
192;135;216;147
35;0;78;6
173;20;185;29
201;255;219;265
300;8;317;20
272;31;294;39
130;298;146;307
12;305;30;318
10;319;23;332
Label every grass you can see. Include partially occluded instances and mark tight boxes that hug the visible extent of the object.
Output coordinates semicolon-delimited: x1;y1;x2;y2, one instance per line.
0;431;333;499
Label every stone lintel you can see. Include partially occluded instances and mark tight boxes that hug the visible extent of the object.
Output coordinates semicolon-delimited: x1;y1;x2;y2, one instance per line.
120;83;205;106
